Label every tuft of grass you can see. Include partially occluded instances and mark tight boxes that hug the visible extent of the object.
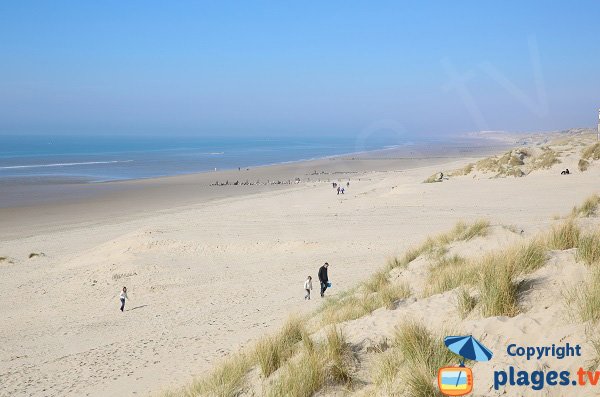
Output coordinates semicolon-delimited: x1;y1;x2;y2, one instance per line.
28;252;44;259
579;159;590;172
530;147;561;170
386;246;424;271
363;270;389;293
425;255;478;296
457;288;477;319
373;347;404;394
320;293;378;325
378;281;411;309
404;364;442;397
459;219;490;241
450;163;474;177
588;337;600;371
324;327;354;384
478;254;520;317
513;239;548;274
423;173;443;183
173;353;252;397
267;348;326;397
393;321;459;397
577;232;600;267
321;281;411;325
582;142;600;160
267;327;353;397
572;194;600;218
504;167;525;177
255;317;306;377
0;256;7;262
547;219;581;250
565;269;600;323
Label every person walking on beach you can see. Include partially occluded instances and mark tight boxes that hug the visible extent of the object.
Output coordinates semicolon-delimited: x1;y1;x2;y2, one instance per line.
304;276;313;300
337;186;341;195
318;262;329;297
119;286;128;312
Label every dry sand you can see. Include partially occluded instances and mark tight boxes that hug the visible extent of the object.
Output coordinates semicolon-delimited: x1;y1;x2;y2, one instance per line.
0;131;597;396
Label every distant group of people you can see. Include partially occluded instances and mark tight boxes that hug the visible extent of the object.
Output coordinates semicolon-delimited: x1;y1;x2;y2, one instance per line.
333;181;350;195
561;168;570;175
210;178;301;186
304;262;330;300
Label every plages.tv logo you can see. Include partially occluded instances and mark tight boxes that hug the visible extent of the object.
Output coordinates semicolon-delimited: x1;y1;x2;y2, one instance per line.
437;335;493;396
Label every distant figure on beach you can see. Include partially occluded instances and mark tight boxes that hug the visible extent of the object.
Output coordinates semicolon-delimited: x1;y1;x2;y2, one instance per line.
341;187;345;194
561;169;570;175
304;276;313;300
346;181;350;188
119;286;128;312
333;182;337;188
337;186;341;195
318;262;329;297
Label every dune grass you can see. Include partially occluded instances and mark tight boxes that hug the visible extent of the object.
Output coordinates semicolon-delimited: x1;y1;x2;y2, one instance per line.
512;239;548;274
425;255;478;296
425;236;546;317
321;281;411;325
577;232;600;266
587;337;600;371
413;219;490;260
373;347;404;395
320;292;379;325
565;269;600;323
324;327;354;384
378;282;411;309
450;163;474;176
266;348;326;397
386;248;421;271
478;253;520;317
582;142;600;160
394;321;459;397
363;270;389;293
579;159;590;172
547;219;581;250
165;353;252;397
373;321;457;397
457;288;477;319
424;173;443;183
531;147;561;170
477;239;546;318
572;194;600;218
441;219;490;243
266;327;353;397
255;317;306;377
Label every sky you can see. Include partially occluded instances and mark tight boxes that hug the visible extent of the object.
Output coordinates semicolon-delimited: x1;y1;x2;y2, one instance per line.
0;1;599;138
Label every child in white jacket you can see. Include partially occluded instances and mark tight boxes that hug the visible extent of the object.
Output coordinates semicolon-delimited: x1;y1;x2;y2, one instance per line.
304;276;313;300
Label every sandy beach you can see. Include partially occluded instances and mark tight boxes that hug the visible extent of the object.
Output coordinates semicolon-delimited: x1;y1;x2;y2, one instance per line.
1;131;599;396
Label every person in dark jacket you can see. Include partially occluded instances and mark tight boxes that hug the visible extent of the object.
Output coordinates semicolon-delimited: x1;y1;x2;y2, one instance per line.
318;262;329;297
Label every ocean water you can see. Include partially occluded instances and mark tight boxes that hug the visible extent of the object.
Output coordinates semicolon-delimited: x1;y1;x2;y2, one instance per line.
0;134;409;183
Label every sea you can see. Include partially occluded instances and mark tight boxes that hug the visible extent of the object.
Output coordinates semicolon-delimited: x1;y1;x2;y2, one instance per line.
0;134;457;183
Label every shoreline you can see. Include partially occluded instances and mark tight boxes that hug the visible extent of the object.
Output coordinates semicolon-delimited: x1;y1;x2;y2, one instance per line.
0;140;510;241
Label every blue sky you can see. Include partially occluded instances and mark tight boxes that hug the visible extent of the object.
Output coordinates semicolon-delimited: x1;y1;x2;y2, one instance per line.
0;1;599;137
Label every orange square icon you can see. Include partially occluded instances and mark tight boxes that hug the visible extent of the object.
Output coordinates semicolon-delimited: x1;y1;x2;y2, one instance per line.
437;366;473;396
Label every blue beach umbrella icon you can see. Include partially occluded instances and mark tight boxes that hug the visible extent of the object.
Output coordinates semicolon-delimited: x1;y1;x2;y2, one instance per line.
444;335;493;362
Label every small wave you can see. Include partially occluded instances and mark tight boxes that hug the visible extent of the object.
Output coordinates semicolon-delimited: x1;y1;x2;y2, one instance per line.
0;160;134;170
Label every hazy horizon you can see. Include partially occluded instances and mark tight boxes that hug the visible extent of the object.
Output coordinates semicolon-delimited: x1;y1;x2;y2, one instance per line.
1;1;599;138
